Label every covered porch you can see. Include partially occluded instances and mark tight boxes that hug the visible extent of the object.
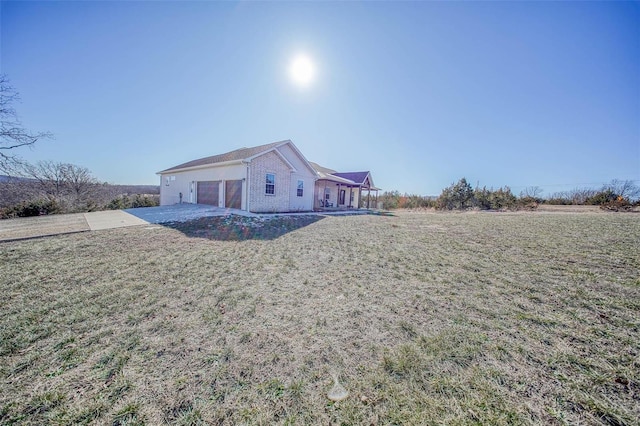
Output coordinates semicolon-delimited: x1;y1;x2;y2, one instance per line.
330;170;380;209
310;163;380;211
313;179;380;211
314;176;361;211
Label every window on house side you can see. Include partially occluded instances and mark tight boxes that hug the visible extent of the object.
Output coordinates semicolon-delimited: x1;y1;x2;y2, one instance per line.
297;180;304;197
324;187;330;200
265;173;275;195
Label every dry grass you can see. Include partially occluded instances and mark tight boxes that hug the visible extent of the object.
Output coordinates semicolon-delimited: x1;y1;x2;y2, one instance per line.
1;210;639;425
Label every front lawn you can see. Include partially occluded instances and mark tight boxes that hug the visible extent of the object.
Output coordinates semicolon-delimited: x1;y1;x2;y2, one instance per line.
1;211;638;425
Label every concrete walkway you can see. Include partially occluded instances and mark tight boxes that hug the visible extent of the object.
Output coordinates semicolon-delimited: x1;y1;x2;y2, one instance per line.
84;210;148;230
0;210;149;242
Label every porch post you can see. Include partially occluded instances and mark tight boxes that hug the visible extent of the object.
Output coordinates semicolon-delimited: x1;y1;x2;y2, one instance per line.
367;188;370;209
337;183;341;208
349;187;353;208
323;181;327;209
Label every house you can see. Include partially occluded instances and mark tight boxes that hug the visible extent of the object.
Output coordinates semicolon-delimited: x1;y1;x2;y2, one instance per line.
157;140;379;213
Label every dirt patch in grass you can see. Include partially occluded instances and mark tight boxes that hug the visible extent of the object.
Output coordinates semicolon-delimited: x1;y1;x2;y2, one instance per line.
163;214;325;241
1;210;639;425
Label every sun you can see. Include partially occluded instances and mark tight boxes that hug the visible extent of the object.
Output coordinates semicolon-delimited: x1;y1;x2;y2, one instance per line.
289;54;315;87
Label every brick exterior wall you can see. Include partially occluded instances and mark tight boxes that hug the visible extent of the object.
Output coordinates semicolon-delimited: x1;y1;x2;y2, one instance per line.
249;151;292;212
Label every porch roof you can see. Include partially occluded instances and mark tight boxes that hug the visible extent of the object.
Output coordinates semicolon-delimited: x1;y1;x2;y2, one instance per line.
310;162;380;190
332;171;369;185
316;172;356;185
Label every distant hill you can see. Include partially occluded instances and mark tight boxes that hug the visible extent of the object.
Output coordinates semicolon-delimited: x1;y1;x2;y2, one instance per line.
107;184;160;195
0;175;33;183
0;176;159;194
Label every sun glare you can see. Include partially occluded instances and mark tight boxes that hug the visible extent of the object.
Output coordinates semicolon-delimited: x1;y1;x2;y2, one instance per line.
289;54;315;87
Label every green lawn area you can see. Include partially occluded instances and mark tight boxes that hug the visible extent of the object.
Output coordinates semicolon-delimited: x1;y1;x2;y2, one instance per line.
1;211;638;425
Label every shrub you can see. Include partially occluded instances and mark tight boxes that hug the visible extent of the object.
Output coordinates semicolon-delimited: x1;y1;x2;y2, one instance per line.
471;186;517;210
436;178;474;210
131;194;159;208
106;194;159;210
402;194;436;209
0;198;61;219
380;191;401;210
599;195;633;211
585;190;617;206
487;187;517;209
544;196;572;205
517;196;541;210
106;196;128;210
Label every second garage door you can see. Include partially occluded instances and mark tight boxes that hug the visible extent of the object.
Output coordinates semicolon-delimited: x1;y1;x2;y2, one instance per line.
225;180;242;209
197;181;219;206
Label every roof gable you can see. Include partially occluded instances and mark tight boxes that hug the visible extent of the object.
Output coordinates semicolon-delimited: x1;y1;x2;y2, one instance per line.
252;142;318;177
250;148;296;172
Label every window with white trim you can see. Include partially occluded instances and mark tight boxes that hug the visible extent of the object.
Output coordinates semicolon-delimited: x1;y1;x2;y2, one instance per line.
265;173;275;195
297;180;304;197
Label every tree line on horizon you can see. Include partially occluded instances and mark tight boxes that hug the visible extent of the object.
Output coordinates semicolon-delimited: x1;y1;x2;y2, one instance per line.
376;177;640;211
0;161;159;219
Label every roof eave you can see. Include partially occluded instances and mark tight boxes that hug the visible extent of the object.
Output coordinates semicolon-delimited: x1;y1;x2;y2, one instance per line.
157;159;245;175
317;174;356;185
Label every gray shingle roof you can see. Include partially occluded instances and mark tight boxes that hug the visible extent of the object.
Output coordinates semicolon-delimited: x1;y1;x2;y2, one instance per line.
332;172;370;185
159;140;288;173
308;162;337;175
309;163;376;187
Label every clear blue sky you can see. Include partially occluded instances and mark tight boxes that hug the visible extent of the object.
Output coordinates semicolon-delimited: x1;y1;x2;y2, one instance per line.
2;1;638;196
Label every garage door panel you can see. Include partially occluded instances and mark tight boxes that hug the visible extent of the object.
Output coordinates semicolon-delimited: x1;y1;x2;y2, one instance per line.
197;181;219;206
225;180;242;209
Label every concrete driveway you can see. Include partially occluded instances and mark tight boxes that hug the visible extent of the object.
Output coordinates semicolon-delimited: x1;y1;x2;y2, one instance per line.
0;210;149;242
0;205;246;242
124;204;256;223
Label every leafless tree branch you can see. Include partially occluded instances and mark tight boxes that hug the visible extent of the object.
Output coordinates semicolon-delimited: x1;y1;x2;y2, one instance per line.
0;74;52;173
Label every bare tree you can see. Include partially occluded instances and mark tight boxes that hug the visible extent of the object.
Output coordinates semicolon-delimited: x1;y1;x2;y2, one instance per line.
604;179;640;201
569;188;598;205
21;160;66;199
519;186;543;199
19;161;98;211
0;75;52;173
61;163;98;203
